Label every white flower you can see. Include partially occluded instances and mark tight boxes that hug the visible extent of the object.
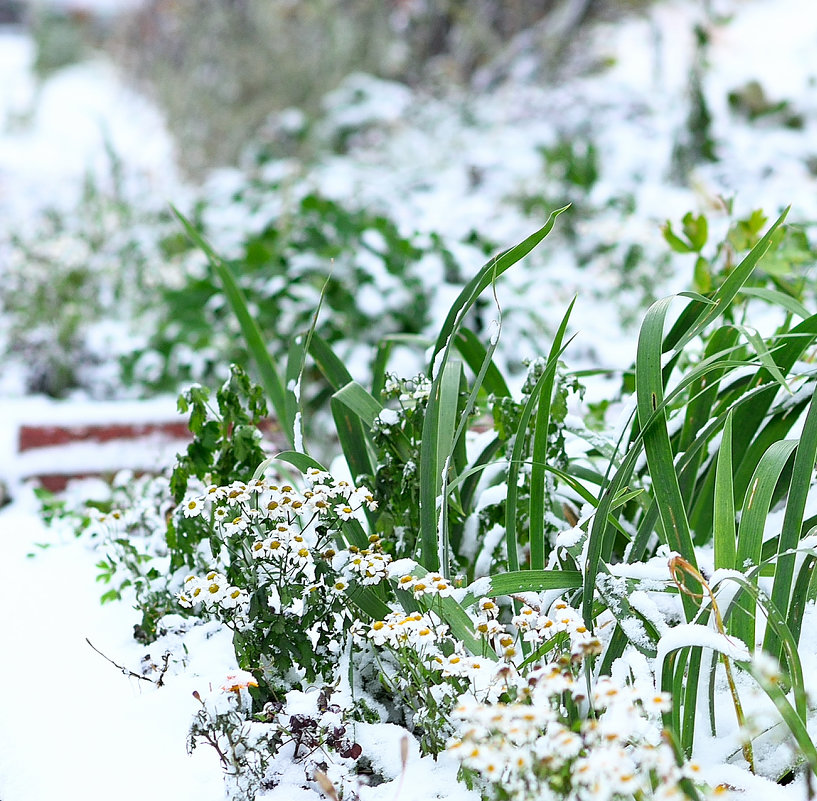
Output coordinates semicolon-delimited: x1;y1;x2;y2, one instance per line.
396;574;416;592
182;497;205;518
220;586;248;610
204;576;227;606
247;478;267;494
177;575;204;607
352;486;379;511
204;484;225;501
639;689;672;716
290;547;314;569
223;515;249;535
368;619;391;646
306;467;332;483
334;503;356;521
478;597;499;618
177;590;195;608
225;482;251;504
474;617;503;637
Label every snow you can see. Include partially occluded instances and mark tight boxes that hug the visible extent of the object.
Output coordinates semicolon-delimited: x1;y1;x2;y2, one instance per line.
376;408;400;426
0;49;179;226
655;624;751;685
0;493;226;801
3;0;817;798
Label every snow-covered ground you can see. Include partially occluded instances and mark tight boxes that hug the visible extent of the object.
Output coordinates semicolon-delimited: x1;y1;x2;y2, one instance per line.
0;491;226;801
0;27;178;227
3;0;817;799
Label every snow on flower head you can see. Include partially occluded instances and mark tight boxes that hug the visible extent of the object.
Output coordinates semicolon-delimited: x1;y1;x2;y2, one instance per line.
220;670;259;692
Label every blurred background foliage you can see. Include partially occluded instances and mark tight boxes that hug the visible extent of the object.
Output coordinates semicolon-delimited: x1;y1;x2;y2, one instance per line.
25;0;652;175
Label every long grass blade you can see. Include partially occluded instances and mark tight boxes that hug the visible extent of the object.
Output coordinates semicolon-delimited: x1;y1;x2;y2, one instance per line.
418;359;462;571
530;297;577;570
678;326;739;506
739;286;811;320
431;206;569;364
713;411;736;570
486;569;583;596
765;389;817;656
308;333;354;390
172;205;293;446
506;331;577;573
636;296;698;617
730;439;797;647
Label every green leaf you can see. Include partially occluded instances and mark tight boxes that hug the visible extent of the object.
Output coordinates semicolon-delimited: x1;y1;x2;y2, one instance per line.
713;411;736;570
333;382;383;428
739;287;811;320
735;324;791;394
330;395;375;485
730;439;797;647
346;584;391;620
486;569;583;596
271;451;327;475
693;256;712;294
662;221;694;254
766;389;817;657
506;331;577;574
530;297;576;570
431;207;569;365
308;333;354;391
636;296;698;618
418;359;462;572
171;205;293;447
682;211;708;251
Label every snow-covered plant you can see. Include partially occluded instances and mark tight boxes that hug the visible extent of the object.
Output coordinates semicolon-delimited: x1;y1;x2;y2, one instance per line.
190;677;367;801
357;585;704;800
46;203;817;800
64;470;179;641
188;671;275;801
448;675;694;801
1;149;175;396
168;364;270;571
126;190;444;400
175;467;381;689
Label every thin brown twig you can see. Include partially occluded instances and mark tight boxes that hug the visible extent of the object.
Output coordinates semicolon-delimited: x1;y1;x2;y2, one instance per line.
85;637;160;685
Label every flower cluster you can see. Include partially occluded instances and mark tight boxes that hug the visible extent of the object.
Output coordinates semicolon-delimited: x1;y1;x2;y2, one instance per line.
510;598;602;656
178;571;249;613
395;572;455;599
175;471;381;607
449;670;688;801
173;468;383;684
367;610;448;653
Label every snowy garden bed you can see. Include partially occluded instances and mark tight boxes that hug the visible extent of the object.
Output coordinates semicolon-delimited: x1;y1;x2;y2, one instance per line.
3;2;817;801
